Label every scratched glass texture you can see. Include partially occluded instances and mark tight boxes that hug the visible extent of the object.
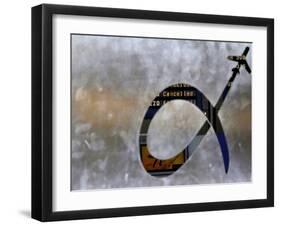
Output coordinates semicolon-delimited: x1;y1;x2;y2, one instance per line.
71;35;252;190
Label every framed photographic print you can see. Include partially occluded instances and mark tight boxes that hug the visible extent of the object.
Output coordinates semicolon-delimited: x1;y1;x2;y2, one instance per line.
31;4;274;221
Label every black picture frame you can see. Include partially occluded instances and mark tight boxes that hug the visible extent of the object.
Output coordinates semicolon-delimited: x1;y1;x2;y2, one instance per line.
32;3;274;222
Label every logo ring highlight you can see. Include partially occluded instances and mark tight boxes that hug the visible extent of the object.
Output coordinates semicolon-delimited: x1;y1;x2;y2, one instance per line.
139;84;229;177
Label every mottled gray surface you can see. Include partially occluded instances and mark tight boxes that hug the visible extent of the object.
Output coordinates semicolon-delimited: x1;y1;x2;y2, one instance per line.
71;35;251;190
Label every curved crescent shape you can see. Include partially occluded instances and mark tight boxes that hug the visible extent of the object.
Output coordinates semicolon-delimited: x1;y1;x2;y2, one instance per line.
139;83;229;177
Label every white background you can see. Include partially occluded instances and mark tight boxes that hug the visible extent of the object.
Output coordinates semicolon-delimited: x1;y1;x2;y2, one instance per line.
0;0;279;225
